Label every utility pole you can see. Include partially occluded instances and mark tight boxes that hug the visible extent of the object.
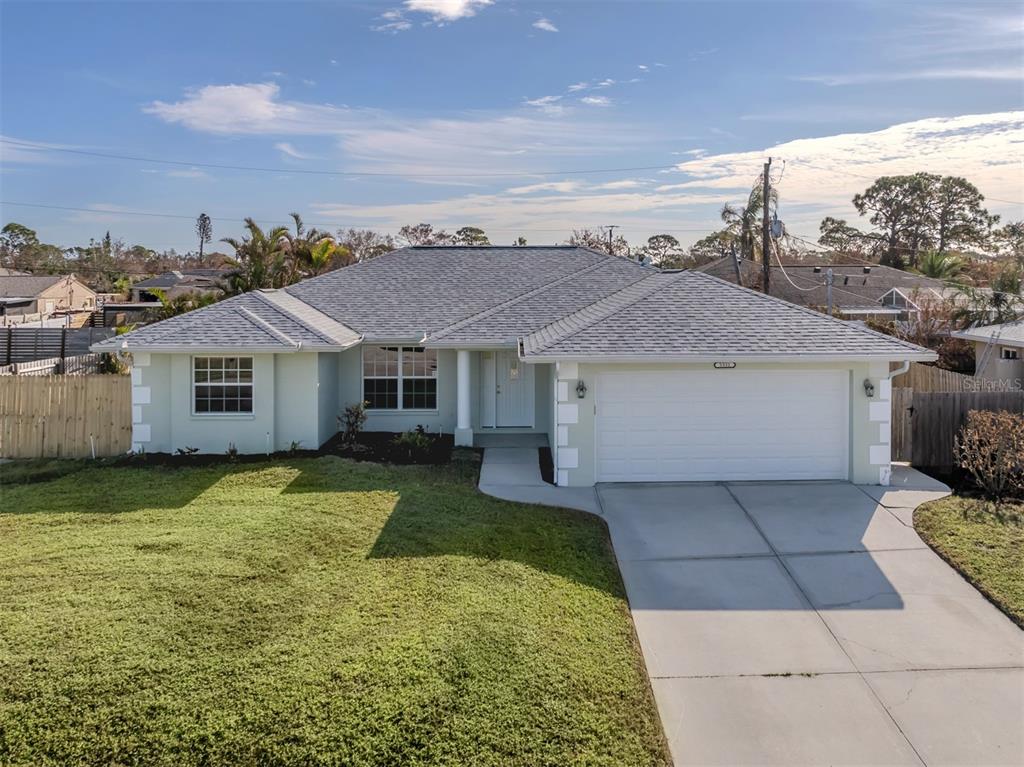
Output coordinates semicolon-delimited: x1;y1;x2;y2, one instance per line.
604;225;620;256
761;157;771;294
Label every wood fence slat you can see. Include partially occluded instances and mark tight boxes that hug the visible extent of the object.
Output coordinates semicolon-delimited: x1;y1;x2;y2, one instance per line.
909;390;1024;469
0;374;130;458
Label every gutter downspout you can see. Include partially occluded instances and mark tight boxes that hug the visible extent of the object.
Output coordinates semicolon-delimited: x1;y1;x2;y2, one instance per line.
888;360;911;380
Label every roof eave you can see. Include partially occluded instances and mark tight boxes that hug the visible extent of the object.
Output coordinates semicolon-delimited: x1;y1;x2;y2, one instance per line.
520;351;939;364
90;340;361;354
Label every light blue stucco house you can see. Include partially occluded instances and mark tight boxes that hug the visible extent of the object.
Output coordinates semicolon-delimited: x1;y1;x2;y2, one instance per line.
95;246;935;487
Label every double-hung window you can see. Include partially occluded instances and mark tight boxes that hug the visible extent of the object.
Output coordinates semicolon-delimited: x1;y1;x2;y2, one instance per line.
362;346;437;410
193;356;253;414
1001;347;1019;360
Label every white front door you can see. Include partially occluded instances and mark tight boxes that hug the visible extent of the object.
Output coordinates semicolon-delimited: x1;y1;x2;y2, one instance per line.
495;350;534;427
595;369;849;482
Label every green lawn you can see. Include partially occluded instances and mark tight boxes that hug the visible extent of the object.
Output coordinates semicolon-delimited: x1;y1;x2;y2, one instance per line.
0;457;668;766
915;496;1024;628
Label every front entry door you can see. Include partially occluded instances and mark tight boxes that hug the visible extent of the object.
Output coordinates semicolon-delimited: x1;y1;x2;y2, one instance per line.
495;350;534;427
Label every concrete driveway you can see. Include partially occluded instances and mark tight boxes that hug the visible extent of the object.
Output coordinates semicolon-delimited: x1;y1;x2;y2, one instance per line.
597;478;1024;766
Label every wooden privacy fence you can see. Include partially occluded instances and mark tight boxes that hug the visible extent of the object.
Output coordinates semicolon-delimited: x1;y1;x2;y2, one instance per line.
891;362;973;393
891;389;1024;468
0;374;131;458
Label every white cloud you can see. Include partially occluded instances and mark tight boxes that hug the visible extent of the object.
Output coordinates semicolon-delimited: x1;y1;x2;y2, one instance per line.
275;142;314;160
404;0;492;21
523;94;561;107
580;95;611;107
144;82;648;177
533;17;558;32
507;180;582;194
567;81;589;92
595;78;615;88
671;111;1024;232
637;64;648;71
306;111;1023;248
594;179;645;190
795;67;1023;86
372;9;413;33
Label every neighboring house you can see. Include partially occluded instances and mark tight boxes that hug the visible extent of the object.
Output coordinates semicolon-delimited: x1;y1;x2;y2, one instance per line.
698;257;955;320
95;246;934;487
0;267;29;276
952;320;1024;386
0;274;96;322
130;269;229;302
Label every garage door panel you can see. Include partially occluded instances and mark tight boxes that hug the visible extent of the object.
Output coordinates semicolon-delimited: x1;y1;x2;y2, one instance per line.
595;370;849;482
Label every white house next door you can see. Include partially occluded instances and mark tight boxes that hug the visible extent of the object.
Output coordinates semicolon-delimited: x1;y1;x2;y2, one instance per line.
495;350;534;427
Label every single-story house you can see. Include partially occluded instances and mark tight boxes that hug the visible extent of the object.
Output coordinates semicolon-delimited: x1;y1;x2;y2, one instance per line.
0;274;96;318
130;268;229;303
95;246;935;487
952;320;1024;385
697;257;960;320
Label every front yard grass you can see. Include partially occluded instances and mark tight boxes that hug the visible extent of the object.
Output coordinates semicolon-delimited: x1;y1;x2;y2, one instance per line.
0;457;669;766
915;496;1024;628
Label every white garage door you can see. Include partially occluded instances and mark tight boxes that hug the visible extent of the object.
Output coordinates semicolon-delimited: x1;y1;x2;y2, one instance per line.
595;370;850;482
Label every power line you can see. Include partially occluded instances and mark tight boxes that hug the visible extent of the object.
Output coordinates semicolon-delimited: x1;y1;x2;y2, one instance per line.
0;138;684;180
0;200;720;233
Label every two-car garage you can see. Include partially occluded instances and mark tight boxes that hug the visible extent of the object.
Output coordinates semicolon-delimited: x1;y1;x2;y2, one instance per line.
594;369;851;483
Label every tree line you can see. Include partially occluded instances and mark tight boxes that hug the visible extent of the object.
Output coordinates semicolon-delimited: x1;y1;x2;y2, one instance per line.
2;170;1021;297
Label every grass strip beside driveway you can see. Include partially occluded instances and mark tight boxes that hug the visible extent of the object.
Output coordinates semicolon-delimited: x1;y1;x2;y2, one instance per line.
915;496;1024;628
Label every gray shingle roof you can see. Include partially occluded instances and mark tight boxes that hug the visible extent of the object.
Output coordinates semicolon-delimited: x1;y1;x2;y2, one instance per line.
428;254;651;344
287;246;623;339
93;291;360;351
953;320;1024;347
697;257;947;312
0;274;65;298
133;269;229;289
521;270;935;360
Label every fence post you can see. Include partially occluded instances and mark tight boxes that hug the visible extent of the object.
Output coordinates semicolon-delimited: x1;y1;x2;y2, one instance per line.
59;328;67;374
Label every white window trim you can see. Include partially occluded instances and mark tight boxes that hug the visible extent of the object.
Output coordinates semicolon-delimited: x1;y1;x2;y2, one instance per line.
191;355;255;417
1001;347;1020;360
361;346;439;413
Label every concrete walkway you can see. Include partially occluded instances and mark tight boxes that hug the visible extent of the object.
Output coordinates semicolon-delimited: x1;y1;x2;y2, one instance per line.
478;446;601;515
478;456;1024;766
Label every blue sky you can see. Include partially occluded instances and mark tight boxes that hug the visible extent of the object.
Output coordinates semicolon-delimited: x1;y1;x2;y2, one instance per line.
2;0;1022;253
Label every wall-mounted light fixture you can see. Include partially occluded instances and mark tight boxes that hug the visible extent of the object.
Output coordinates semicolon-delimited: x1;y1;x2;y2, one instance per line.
863;379;876;398
713;361;737;369
575;379;588;399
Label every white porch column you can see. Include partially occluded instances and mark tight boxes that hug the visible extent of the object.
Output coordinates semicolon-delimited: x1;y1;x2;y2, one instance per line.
455;349;473;446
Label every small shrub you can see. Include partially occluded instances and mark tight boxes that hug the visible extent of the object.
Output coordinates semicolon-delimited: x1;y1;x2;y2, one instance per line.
225;442;239;461
392;426;433;462
288;440;302;456
955;410;1024;501
339;401;369;445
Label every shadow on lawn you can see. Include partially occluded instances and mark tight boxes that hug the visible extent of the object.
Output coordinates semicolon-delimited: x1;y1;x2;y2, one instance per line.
286;458;624;596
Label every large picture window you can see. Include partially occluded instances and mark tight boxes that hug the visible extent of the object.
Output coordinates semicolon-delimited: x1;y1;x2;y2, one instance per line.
193;356;254;414
363;346;437;410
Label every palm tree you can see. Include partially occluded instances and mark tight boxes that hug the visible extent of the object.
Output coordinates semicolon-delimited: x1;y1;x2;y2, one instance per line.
953;264;1024;328
720;175;777;262
915;250;965;280
220;218;290;295
283;213;351;279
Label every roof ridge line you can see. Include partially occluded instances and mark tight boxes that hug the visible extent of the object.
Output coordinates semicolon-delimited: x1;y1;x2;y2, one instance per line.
524;270;686;354
253;289;361;346
428;254;642;340
689;270;927;353
236;307;299;347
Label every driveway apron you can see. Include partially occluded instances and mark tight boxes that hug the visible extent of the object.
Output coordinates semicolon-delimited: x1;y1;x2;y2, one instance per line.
597;479;1024;767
